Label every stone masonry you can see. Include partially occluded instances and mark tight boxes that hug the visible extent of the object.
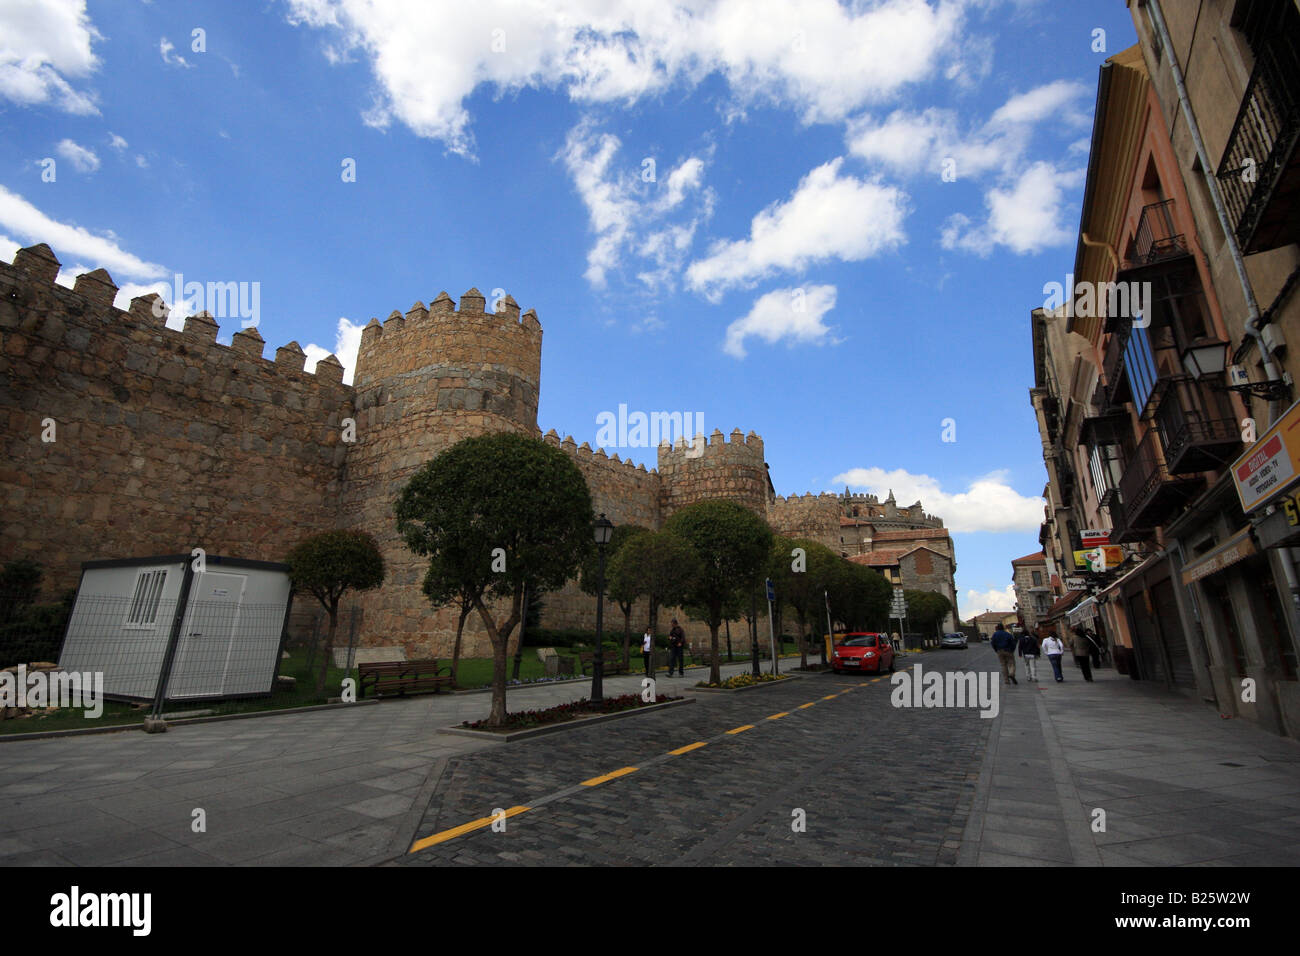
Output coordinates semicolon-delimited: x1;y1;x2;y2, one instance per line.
0;244;959;657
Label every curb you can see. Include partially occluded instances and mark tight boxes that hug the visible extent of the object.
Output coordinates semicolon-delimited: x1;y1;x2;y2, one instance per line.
0;698;381;743
439;696;695;742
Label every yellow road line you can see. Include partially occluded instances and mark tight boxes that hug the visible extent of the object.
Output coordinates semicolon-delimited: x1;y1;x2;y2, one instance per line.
822;694;838;700
581;766;639;787
798;702;816;709
409;805;529;853
766;712;789;720
668;741;708;755
726;724;754;735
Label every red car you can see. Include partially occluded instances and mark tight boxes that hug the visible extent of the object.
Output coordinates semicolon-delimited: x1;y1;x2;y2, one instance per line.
831;633;895;674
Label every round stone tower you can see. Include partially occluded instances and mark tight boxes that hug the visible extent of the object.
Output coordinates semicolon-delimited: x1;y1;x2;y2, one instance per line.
341;288;542;656
657;428;770;520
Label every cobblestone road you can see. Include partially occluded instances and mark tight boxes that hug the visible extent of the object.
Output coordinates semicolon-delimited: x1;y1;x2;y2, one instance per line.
399;663;992;866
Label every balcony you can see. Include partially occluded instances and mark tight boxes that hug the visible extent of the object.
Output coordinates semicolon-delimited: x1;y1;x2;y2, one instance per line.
1154;375;1242;475
1121;199;1189;272
1102;321;1133;408
1114;429;1204;543
1216;38;1300;254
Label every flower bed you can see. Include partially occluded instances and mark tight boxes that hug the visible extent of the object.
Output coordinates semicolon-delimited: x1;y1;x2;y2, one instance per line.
459;693;682;732
695;673;792;690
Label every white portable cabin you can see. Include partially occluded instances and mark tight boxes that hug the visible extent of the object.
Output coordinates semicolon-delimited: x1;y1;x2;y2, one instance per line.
58;555;293;703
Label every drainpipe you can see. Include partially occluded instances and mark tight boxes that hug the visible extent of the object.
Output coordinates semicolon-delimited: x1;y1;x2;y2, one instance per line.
1146;0;1300;628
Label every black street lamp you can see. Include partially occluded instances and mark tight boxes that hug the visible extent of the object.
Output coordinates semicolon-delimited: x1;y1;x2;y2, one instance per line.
750;586;761;677
591;513;614;703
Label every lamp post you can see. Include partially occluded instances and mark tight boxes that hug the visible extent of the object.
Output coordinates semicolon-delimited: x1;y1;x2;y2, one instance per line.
591;513;614;703
750;586;760;676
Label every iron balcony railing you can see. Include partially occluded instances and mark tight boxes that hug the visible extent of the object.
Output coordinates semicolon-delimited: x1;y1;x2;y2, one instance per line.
1123;199;1188;270
1118;429;1168;535
1154;375;1241;474
1103;320;1132;407
1216;39;1300;253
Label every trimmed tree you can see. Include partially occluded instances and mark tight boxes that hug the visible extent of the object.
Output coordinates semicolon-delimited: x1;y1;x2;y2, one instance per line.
664;500;773;685
285;530;386;696
769;537;842;670
607;528;702;660
395;432;592;727
904;589;953;636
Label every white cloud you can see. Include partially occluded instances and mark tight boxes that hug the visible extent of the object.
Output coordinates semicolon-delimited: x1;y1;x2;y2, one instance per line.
159;37;193;69
723;284;836;359
831;466;1045;533
304;317;365;385
285;0;968;156
939;161;1082;256
844;80;1090;181
0;0;101;114
55;138;99;173
135;154;149;168
0;186;166;281
561;119;712;290
989;79;1089;127
958;585;1017;620
686;158;905;299
107;132;128;151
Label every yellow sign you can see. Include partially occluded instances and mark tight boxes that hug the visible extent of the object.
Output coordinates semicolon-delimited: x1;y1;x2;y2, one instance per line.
1073;546;1122;571
1232;397;1300;512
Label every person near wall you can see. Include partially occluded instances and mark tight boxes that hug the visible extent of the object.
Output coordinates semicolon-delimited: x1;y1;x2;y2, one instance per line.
641;627;654;676
1071;629;1094;682
668;619;686;677
1017;629;1040;682
1042;633;1066;682
990;624;1018;685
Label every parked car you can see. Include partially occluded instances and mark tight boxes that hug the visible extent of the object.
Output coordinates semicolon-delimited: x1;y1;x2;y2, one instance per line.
941;632;968;649
831;633;894;674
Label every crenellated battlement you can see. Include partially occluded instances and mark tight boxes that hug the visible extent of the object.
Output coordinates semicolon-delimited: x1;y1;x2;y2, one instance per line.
0;245;350;390
355;286;542;390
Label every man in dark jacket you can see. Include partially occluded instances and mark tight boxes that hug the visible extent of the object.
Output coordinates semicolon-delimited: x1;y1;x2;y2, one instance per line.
1017;629;1040;682
668;619;686;677
990;625;1018;685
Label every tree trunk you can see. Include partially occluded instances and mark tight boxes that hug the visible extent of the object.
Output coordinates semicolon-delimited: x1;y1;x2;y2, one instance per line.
316;601;338;697
621;603;632;669
797;607;808;670
709;605;722;685
451;604;469;686
474;594;518;727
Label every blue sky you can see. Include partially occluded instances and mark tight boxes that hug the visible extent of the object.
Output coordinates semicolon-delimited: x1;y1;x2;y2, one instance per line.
0;0;1138;618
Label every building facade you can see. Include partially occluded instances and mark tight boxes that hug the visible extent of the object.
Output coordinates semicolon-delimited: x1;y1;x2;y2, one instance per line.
1029;3;1300;739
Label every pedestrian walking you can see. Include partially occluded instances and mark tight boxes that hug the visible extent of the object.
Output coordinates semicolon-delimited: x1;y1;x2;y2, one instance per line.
668;619;686;677
1042;633;1065;682
641;627;654;676
1071;630;1094;682
1083;628;1103;669
1017;629;1040;682
990;624;1018;685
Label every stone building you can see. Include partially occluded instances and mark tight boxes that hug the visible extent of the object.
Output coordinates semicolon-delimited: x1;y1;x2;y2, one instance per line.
0;242;959;656
1011;552;1051;633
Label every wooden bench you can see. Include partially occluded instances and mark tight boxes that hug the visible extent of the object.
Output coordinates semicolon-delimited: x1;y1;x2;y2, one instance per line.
578;652;629;676
358;660;453;699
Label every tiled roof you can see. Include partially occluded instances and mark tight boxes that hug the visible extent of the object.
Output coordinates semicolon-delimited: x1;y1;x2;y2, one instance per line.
872;528;950;541
1011;551;1047;565
847;549;906;566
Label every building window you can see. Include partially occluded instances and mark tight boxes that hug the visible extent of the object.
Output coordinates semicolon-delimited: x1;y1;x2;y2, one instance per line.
1032;571;1043;586
1125;323;1159;412
125;569;167;628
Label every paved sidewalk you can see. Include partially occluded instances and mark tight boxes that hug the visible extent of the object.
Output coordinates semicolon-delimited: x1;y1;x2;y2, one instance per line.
959;644;1300;866
0;655;797;866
